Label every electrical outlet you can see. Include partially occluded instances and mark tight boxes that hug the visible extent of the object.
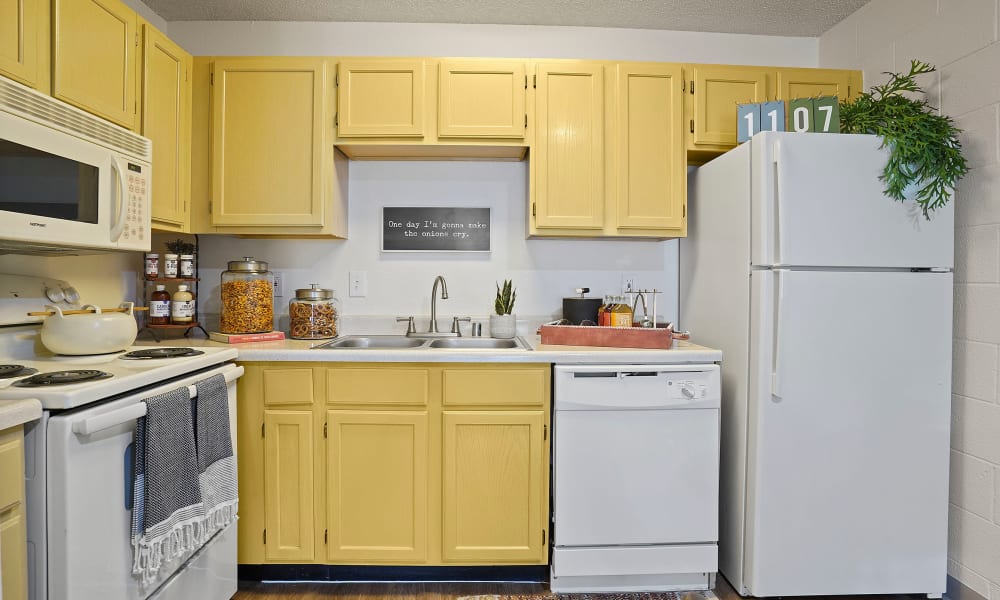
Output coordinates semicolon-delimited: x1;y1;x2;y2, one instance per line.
349;271;367;297
621;273;638;293
272;272;283;298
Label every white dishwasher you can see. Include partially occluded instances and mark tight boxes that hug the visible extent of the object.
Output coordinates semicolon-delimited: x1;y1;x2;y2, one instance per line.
551;363;721;593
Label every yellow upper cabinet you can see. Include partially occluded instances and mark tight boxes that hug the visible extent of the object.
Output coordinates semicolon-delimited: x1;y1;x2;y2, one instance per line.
776;66;854;102
53;0;138;130
613;62;685;233
531;61;605;231
210;57;334;229
688;65;768;150
438;60;526;139
0;0;41;88
141;23;191;233
337;59;425;137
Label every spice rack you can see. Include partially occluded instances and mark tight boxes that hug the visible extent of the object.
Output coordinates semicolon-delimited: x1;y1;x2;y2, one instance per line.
138;250;207;341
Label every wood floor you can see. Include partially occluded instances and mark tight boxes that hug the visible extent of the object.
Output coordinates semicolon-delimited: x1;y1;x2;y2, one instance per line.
232;574;915;600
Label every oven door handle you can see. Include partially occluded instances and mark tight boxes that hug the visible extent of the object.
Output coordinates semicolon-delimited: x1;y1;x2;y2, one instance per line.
72;365;244;435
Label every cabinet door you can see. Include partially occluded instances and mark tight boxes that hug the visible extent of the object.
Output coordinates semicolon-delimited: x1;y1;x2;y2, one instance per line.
326;410;428;562
438;60;526;139
337;59;425;137
0;426;27;600
442;411;546;563
142;23;191;233
211;57;328;227
0;0;40;87
776;67;853;104
533;62;605;230
690;65;767;148
263;410;315;561
614;63;685;231
53;0;137;129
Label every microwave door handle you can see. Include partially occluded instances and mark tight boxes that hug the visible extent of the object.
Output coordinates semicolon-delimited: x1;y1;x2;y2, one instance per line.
109;157;129;242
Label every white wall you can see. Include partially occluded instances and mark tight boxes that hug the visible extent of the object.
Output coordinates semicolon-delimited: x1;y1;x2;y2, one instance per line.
169;21;818;329
820;2;1000;598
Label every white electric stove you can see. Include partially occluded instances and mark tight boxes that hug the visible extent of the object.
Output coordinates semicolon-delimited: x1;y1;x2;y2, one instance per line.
0;273;242;600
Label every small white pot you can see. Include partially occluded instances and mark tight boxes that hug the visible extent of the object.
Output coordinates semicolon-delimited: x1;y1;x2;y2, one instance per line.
490;313;517;339
40;303;138;355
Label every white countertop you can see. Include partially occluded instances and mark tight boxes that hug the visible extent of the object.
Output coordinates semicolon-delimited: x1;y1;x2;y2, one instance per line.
139;335;722;364
0;398;42;430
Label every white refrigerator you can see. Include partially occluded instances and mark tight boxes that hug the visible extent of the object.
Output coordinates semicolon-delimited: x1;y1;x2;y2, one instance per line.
680;132;953;597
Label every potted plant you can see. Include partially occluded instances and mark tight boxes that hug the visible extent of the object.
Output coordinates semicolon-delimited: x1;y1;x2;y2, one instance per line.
490;279;517;339
839;59;968;219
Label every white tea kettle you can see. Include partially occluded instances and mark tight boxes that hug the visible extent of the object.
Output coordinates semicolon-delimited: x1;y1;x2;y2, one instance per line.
40;302;138;355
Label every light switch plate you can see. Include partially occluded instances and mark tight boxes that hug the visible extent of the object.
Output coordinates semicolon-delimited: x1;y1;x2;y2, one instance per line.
349;271;367;297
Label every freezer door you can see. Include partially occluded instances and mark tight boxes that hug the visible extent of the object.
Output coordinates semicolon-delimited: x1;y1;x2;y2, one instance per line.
744;269;951;596
750;132;954;269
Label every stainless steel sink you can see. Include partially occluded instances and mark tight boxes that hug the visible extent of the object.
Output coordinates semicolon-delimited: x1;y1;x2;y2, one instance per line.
313;335;426;349
312;335;530;350
428;338;522;349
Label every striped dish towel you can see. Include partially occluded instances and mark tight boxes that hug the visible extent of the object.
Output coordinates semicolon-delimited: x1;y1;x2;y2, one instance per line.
194;374;239;538
131;387;205;585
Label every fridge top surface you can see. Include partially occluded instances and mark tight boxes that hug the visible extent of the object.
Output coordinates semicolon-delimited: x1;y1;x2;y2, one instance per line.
741;132;954;270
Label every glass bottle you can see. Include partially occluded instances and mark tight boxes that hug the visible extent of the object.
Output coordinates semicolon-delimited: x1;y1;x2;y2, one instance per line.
611;295;633;327
171;284;195;324
289;284;340;340
220;257;274;334
149;284;170;325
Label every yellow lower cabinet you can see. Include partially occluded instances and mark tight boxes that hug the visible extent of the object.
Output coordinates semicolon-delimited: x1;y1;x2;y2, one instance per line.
0;425;27;600
263;409;315;561
326;410;428;562
442;410;546;563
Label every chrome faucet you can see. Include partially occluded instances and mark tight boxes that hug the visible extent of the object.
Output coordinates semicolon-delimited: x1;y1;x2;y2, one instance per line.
429;275;449;333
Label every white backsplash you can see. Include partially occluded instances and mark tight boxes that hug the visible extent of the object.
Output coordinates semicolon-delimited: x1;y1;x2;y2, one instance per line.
196;160;679;332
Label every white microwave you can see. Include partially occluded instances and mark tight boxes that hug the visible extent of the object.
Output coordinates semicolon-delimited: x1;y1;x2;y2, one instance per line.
0;77;152;255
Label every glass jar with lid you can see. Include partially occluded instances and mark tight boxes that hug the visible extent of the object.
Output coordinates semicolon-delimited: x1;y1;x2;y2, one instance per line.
289;284;340;340
219;257;274;334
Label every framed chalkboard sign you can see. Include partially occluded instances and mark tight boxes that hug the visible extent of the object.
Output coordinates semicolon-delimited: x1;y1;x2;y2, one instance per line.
382;207;491;252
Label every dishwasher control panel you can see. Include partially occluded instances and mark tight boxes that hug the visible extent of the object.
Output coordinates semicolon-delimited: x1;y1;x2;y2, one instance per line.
555;364;720;410
666;377;711;401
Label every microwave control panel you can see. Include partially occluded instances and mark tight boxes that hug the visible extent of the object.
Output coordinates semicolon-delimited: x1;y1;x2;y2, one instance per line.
119;161;150;249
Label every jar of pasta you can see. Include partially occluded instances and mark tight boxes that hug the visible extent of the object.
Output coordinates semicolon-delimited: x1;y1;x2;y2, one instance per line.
289;284;339;340
219;257;274;334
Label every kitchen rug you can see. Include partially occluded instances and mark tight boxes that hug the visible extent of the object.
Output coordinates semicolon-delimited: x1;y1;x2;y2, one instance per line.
458;592;711;600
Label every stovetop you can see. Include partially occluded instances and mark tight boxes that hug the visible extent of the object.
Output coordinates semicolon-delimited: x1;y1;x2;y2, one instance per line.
0;344;238;410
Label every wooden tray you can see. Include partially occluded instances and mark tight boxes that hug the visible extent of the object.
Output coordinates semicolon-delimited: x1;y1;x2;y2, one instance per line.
538;324;682;349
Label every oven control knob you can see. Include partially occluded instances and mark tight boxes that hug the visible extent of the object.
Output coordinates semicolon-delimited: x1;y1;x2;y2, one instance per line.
61;285;81;304
44;285;65;303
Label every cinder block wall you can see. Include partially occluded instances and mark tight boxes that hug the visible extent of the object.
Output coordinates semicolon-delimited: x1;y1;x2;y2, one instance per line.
821;2;1000;598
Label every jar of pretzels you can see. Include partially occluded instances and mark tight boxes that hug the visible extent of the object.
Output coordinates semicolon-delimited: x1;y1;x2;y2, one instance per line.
289;284;339;340
219;257;274;334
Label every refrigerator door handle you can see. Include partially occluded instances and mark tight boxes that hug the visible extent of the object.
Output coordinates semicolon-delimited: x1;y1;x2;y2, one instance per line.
773;141;783;265
771;269;784;399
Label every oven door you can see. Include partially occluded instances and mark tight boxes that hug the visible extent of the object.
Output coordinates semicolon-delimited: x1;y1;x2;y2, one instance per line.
38;363;242;600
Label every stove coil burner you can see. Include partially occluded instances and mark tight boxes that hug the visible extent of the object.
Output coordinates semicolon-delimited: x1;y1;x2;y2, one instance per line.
120;347;205;360
14;369;113;387
0;364;38;379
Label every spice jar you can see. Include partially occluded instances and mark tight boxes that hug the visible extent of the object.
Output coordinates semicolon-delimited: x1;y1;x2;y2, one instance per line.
163;253;179;278
289;284;339;340
179;254;195;278
219;257;274;334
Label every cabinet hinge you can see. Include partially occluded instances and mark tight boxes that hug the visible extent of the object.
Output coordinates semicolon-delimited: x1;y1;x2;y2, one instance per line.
524;74;528;89
185;68;189;83
543;423;548;441
324;529;328;544
683;204;686;218
261;422;265;437
324;422;328;438
689;80;695;94
524;114;527;128
533;74;536;88
334;112;338;128
682;79;686;92
135;32;139;47
542;529;547;546
690;119;694;134
531;202;536;217
210;72;214;85
335;72;339;87
263;529;266;544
